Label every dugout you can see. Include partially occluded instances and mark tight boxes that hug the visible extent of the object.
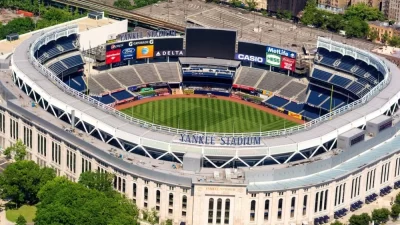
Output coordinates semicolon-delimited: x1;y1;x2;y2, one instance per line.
337;128;365;150
366;115;392;137
6;33;19;42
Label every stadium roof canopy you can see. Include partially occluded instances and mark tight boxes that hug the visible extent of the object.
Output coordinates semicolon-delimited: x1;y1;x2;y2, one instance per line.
179;57;240;67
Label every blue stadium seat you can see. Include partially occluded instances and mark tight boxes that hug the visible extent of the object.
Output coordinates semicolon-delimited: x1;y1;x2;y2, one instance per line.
312;69;333;81
330;75;351;88
317;48;342;67
301;105;323;120
284;102;304;113
337;56;356;72
63;74;87;92
306;85;330;107
36;35;77;63
98;95;116;104
265;96;289;107
111;90;133;101
347;82;364;95
320;95;347;111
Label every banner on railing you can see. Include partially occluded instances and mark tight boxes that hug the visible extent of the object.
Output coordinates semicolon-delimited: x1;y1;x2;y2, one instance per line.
288;111;302;120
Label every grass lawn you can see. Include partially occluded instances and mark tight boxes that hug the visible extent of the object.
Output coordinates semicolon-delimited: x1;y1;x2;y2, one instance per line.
6;205;37;222
121;98;297;133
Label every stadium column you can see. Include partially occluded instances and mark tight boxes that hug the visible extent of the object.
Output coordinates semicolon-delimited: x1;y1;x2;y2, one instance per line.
60;141;68;175
45;132;52;165
125;175;134;199
75;150;83;179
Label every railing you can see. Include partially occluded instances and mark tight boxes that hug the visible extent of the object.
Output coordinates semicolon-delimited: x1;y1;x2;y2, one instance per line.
28;27;391;138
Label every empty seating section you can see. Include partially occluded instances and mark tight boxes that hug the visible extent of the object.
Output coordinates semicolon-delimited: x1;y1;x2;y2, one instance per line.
284;102;304;113
337;56;356;72
279;81;307;98
92;73;121;91
236;67;264;87
64;75;86;92
302;105;322;120
87;77;105;95
111;90;133;101
347;82;364;95
111;68;142;86
92;95;115;104
134;64;161;83
307;85;330;106
295;89;307;102
156;63;181;82
318;48;342;66
312;69;332;81
36;35;77;63
265;96;289;107
320;95;347;111
48;54;83;76
330;76;351;87
257;72;293;92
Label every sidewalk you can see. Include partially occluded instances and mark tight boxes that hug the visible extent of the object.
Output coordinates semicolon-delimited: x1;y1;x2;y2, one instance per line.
338;190;399;224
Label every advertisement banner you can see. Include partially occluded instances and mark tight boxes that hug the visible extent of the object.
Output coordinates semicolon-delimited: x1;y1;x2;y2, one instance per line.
154;50;185;57
121;47;136;61
280;56;296;71
288;111;302;120
106;49;121;64
234;53;265;63
266;46;297;59
137;45;154;59
265;53;281;67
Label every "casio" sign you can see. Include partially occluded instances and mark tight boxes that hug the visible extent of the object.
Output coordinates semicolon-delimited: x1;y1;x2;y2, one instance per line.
235;54;265;63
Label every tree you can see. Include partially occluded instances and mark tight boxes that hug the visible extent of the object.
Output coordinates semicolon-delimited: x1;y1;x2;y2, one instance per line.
114;0;135;10
349;213;371;225
382;31;390;44
396;192;400;205
78;171;114;194
344;3;384;21
327;14;344;32
330;220;344;225
142;208;159;225
372;208;390;224
388;36;400;47
230;0;242;8
300;0;318;25
161;219;173;225
368;29;379;42
391;204;400;220
16;215;27;225
3;140;27;161
344;18;369;38
245;0;257;11
34;177;139;225
0;160;55;206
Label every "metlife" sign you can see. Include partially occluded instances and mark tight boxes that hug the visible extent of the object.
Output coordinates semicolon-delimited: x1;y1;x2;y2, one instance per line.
154;50;185;57
266;46;297;59
234;53;265;63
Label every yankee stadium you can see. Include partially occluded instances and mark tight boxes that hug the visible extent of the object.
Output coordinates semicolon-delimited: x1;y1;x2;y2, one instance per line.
1;6;400;225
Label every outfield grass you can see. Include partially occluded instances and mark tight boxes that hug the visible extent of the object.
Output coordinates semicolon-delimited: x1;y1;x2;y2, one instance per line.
121;98;297;133
6;205;37;222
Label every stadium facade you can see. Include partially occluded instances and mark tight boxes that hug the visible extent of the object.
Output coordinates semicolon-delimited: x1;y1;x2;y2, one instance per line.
2;15;400;225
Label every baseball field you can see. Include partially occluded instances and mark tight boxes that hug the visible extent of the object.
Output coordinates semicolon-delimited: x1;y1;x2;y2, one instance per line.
120;97;298;133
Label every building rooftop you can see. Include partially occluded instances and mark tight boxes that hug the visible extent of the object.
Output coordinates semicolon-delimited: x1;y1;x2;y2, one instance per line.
372;46;400;59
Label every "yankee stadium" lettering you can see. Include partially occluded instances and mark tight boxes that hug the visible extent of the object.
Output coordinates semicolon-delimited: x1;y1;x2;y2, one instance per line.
179;134;261;146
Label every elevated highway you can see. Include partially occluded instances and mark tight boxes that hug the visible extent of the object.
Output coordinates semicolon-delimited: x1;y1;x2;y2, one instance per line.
52;0;186;32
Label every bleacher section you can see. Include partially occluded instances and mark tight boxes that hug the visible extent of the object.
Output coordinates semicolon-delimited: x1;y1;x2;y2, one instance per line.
257;72;294;92
284;102;304;113
109;67;143;87
111;90;133;101
87;77;106;95
279;81;307;98
91;95;116;105
307;85;330;107
265;96;289;108
63;74;86;92
155;63;181;82
135;64;161;83
235;67;265;87
90;73;121;91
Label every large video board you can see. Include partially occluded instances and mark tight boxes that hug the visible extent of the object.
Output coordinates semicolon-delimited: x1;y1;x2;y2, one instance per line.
235;41;297;71
105;37;184;64
185;28;236;60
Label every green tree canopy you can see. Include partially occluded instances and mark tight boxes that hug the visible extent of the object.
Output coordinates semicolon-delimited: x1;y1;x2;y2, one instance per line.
391;203;400;220
300;0;318;25
344;3;385;21
3;140;27;161
330;220;344;225
0;160;55;206
78;171;114;194
349;213;371;225
16;215;27;225
371;208;390;224
396;192;400;205
344;18;370;38
388;35;400;47
368;29;379;42
142;208;159;225
34;177;139;225
114;0;135;10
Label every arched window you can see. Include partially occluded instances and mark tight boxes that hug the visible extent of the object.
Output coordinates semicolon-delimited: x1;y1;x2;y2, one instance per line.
303;195;308;216
314;192;319;213
278;199;283;219
156;190;161;204
113;175;117;189
122;179;126;193
217;198;222;224
224;199;230;224
291;197;296;218
324;190;328;210
169;193;174;207
132;183;137;198
118;177;121;191
144;187;148;201
182;195;187;209
264;200;270;221
250;200;256;221
208;198;214;224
